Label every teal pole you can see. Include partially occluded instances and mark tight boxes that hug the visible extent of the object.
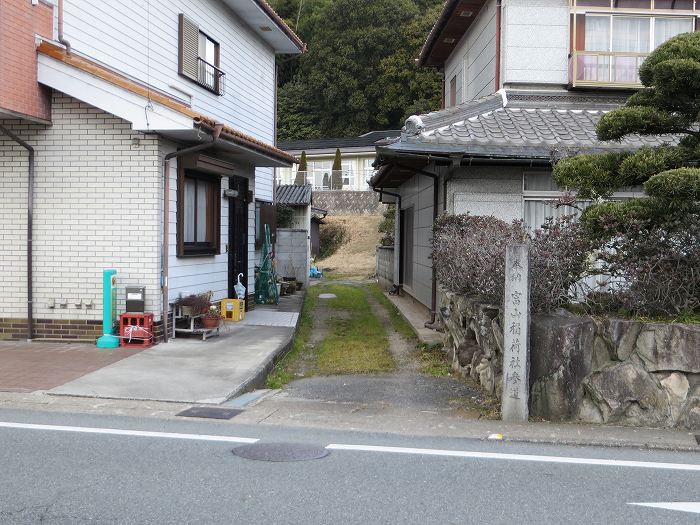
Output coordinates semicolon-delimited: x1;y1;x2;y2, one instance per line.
96;268;120;348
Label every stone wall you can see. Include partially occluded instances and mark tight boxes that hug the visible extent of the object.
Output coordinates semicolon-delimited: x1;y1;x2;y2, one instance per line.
275;229;309;286
438;290;700;430
375;246;394;290
313;191;386;215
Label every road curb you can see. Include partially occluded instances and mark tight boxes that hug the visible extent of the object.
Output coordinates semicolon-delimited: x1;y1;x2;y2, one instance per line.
222;290;306;401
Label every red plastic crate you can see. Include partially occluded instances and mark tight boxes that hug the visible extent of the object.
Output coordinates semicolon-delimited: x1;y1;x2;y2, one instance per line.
119;313;154;348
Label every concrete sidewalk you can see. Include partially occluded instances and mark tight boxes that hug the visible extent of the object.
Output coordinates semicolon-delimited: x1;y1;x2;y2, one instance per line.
47;294;303;404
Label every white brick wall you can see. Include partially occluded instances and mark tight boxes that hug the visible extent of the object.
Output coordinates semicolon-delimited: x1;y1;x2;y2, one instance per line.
0;92;162;322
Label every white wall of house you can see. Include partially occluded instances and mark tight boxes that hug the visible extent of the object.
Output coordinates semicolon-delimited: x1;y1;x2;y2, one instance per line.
501;0;569;86
393;172;440;308
444;0;497;106
62;0;279;202
0;93;162;323
448;166;523;223
163;141;257;305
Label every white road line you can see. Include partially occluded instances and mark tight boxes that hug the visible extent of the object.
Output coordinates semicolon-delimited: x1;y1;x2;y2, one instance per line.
629;502;700;514
326;444;700;471
0;421;258;444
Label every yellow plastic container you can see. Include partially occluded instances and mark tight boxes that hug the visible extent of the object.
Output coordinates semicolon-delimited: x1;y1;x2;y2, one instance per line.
220;298;245;321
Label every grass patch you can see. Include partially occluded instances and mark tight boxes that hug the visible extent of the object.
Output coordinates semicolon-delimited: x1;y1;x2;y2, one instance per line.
366;283;416;340
266;284;395;388
316;285;395;375
266;287;319;389
418;343;451;377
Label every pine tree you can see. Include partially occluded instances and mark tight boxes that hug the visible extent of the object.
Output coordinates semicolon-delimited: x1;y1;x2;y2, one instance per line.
331;148;343;190
553;31;700;240
295;151;308;185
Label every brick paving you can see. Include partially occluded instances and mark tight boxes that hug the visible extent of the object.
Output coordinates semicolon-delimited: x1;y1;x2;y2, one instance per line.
0;341;144;393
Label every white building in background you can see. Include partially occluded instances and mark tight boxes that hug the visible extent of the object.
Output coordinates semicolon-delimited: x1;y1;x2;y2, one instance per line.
276;131;401;191
0;0;304;341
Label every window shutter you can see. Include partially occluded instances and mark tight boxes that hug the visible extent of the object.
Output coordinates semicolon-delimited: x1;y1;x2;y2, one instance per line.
179;14;199;80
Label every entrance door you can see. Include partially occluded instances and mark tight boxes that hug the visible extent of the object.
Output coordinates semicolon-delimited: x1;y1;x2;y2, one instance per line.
401;207;414;289
228;176;248;299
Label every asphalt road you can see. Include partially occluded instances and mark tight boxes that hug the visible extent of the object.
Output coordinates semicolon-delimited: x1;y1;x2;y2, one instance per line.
0;408;698;524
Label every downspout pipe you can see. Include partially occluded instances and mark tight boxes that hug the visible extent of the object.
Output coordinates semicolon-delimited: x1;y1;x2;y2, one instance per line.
161;123;223;342
495;0;502;91
0;125;35;341
58;0;72;55
395;163;441;330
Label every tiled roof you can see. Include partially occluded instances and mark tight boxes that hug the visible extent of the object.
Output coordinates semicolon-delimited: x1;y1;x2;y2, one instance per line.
253;0;306;52
384;90;671;159
276;184;312;206
278;130;402;152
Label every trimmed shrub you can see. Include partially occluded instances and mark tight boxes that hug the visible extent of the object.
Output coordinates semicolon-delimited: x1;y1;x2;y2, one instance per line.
432;214;593;312
319;221;348;259
378;204;395;246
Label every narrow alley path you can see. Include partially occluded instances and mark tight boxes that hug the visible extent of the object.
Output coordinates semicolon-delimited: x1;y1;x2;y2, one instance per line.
265;281;495;419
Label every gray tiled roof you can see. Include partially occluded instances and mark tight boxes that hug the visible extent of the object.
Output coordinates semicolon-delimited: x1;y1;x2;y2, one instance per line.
382;90;671;159
276;184;312;206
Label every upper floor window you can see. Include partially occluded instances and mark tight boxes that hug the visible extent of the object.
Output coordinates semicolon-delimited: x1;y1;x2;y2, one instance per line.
573;0;696;9
572;13;695;86
178;14;226;95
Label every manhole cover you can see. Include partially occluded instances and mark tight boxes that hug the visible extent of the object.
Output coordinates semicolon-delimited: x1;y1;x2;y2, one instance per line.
176;407;243;420
318;293;337;299
232;442;329;462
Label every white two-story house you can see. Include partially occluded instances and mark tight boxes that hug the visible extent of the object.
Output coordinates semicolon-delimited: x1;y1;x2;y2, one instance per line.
0;0;304;342
371;0;696;320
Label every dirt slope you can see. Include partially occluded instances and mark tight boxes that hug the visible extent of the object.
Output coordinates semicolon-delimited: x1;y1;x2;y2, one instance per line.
317;214;382;278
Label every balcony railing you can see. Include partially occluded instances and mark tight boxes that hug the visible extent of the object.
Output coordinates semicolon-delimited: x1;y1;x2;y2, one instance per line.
197;57;226;96
570;51;648;88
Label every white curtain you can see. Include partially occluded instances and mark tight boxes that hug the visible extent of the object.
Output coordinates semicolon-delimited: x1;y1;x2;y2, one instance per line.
184;179;196;243
196;180;208;242
585;15;611;51
654;17;694;49
612;17;650;52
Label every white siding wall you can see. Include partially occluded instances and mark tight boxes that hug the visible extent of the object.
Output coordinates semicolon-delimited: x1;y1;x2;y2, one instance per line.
162;140;256;304
396;173;436;308
448;166;523;223
444;0;497;105
63;0;278;202
0;93;162;321
502;0;569;86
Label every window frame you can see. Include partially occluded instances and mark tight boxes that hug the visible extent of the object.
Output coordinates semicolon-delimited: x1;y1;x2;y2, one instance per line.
178;14;224;96
177;167;221;257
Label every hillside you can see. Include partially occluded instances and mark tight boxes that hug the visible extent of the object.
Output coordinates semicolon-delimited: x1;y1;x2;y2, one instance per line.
317;215;382;279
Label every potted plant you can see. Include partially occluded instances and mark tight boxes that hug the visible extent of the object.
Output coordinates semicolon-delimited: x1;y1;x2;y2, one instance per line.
201;305;221;329
174;293;210;318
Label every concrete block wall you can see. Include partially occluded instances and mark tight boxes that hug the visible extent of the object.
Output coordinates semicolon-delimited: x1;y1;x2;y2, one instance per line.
313;191;386;215
276;229;309;286
0;92;162;340
375;246;394;291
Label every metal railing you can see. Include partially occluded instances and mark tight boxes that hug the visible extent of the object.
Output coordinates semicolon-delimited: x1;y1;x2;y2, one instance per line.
197;57;226;95
570;50;648;88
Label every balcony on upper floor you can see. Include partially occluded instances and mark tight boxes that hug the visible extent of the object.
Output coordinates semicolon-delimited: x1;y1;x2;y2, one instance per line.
569;0;698;88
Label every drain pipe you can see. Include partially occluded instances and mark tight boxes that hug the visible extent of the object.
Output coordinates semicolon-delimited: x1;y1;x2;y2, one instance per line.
58;0;72;55
161;123;223;342
396;163;441;330
0;125;35;341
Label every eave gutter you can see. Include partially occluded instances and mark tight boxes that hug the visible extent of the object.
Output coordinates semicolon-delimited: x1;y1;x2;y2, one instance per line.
0;125;35;341
161;123;224;342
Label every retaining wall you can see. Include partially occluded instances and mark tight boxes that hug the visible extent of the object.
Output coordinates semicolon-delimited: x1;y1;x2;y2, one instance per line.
438;290;700;430
313;190;386;215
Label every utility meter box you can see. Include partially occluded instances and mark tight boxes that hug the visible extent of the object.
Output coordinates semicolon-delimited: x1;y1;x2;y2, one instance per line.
125;287;146;313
